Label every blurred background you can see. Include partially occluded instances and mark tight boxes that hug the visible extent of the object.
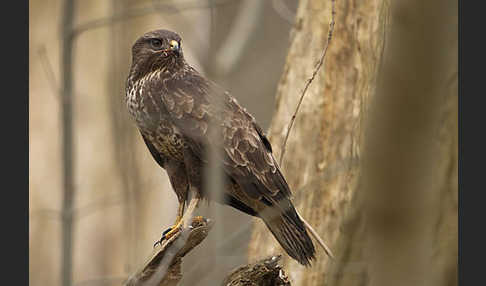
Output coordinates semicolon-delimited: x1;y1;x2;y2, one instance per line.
29;0;299;285
30;1;458;286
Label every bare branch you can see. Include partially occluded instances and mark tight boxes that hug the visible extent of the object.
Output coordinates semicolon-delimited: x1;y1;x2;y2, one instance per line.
37;45;59;100
123;217;213;286
279;0;336;165
60;0;75;285
221;255;291;286
211;0;264;75
71;0;236;38
272;0;296;24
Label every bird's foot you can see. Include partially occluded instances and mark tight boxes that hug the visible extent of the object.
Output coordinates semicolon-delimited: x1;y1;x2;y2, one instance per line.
153;219;183;248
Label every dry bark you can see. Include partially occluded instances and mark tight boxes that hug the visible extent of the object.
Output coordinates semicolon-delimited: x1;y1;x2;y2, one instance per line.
248;0;457;286
123;217;214;286
124;220;293;286
248;0;389;284
221;255;291;286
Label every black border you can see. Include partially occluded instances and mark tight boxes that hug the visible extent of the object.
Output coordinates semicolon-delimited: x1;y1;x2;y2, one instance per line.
460;0;482;285
4;0;28;285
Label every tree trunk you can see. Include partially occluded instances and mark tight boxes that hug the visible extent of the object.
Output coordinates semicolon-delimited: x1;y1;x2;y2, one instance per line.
247;0;457;286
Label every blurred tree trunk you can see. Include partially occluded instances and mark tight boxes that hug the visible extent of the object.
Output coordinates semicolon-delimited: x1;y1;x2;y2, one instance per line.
359;1;457;286
61;0;75;285
247;0;457;286
109;0;138;272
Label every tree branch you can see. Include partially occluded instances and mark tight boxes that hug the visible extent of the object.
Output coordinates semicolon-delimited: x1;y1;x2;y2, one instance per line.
60;0;75;285
122;219;294;286
71;0;235;38
123;217;213;286
37;45;60;100
221;255;291;286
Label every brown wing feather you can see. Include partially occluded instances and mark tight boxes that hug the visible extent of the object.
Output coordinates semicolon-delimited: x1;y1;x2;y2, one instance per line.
141;132;166;168
155;70;290;204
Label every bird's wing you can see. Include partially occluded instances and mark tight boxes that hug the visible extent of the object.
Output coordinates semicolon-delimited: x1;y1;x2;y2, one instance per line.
157;71;319;266
158;72;291;204
141;132;165;168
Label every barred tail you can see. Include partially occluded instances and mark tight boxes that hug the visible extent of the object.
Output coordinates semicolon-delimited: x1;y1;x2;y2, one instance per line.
297;212;334;259
260;199;316;266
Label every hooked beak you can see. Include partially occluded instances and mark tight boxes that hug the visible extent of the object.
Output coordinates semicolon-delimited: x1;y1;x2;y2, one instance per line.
168;40;180;57
169;40;179;53
157;40;180;57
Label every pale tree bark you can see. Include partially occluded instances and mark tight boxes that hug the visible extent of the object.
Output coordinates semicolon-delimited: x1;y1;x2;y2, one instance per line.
248;0;389;283
248;0;457;286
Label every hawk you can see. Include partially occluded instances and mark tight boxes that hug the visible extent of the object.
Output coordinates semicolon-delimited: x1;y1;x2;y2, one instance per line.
125;29;332;266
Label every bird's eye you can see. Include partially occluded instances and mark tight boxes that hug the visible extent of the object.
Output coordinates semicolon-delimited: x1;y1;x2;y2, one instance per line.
150;38;162;49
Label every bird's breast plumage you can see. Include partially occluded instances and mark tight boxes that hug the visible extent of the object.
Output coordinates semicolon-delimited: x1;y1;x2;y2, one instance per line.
126;70;163;129
125;70;187;161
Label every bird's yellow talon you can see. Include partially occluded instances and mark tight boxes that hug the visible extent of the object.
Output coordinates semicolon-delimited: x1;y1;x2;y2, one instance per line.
165;219;183;239
154;219;183;247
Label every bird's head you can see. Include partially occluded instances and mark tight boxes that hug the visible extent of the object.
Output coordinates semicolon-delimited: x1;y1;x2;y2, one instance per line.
129;29;184;81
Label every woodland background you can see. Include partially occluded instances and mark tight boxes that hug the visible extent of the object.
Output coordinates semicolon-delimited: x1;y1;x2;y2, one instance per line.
29;0;457;285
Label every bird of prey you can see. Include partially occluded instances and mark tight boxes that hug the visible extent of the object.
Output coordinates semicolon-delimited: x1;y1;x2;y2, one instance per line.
125;29;333;266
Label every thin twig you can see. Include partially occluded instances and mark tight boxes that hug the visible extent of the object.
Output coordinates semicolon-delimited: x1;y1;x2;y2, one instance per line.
71;0;235;38
37;46;59;100
279;0;336;165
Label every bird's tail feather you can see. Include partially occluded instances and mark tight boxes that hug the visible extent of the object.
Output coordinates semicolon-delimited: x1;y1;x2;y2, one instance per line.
260;200;316;266
296;211;335;259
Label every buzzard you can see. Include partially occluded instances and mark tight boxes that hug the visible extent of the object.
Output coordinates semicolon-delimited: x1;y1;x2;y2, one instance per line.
125;29;332;266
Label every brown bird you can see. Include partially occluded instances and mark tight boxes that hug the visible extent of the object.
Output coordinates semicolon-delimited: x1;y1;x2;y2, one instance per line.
125;29;333;266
